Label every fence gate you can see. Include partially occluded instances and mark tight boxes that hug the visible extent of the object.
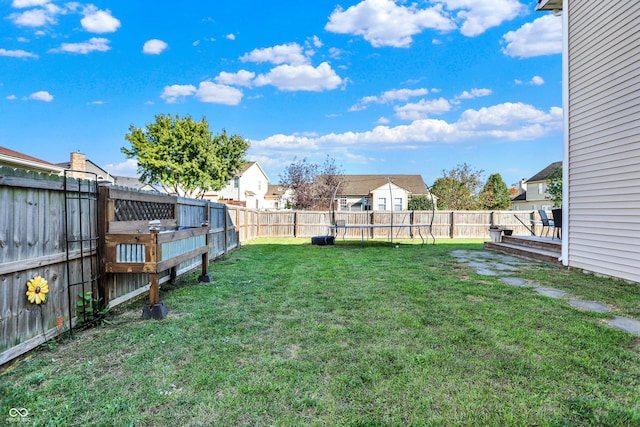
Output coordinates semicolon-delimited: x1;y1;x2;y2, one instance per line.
64;171;101;334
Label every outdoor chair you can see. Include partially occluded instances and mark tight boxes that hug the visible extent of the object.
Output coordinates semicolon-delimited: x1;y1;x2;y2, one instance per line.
551;208;562;239
537;209;556;238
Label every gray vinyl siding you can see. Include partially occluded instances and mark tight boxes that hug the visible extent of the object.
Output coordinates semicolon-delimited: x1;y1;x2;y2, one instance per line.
568;1;640;282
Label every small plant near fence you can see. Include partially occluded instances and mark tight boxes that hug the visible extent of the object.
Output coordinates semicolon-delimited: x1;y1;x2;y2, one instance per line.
77;291;110;327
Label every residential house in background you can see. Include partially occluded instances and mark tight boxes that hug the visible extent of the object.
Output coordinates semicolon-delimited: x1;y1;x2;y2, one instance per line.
536;1;640;282
57;151;114;182
0;146;64;174
207;162;269;209
263;184;294;210
337;175;435;211
511;161;561;211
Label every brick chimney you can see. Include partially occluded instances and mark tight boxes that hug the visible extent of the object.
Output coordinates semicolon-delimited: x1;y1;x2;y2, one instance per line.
70;151;86;178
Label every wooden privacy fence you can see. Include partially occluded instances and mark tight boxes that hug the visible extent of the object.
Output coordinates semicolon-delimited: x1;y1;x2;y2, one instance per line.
229;208;541;240
0;168;239;365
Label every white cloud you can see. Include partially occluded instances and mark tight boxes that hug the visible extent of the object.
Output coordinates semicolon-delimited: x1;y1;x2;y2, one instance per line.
531;75;545;85
80;6;121;33
0;48;38;58
240;43;309;66
373;88;429;104
442;0;525;37
456;102;560;133
254;62;343;92
502;14;562;58
12;0;48;7
326;0;526;47
395;97;451;120
88;100;105;105
328;47;343;59
104;158;138;176
311;35;322;48
196;81;243;105
214;70;255;87
50;37;111;54
143;39;168;55
456;88;492;99
29;90;53;102
10;5;61;27
6;95;17;100
516;76;545;86
351;88;430;111
251;102;562;153
375;116;390;124
160;84;196;103
226;33;236;40
326;0;455;48
159;82;244;105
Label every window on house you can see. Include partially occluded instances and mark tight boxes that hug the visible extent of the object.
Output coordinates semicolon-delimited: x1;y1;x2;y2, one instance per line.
363;197;371;211
538;183;544;194
394;197;402;211
378;197;387;211
340;197;347;210
233;177;239;188
258;180;262;190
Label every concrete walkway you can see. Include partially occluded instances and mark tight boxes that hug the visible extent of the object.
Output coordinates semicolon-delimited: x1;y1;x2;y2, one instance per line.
451;249;640;336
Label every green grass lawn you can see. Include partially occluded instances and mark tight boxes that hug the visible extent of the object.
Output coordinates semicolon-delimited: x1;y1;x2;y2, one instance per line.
2;238;639;426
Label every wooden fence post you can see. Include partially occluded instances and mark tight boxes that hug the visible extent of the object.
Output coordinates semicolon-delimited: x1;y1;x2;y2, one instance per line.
223;204;229;255
450;211;456;238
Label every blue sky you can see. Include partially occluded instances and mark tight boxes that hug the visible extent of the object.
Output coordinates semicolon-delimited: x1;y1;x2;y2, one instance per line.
0;0;562;188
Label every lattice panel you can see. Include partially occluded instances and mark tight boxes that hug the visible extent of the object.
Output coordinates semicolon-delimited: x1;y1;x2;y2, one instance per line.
114;199;175;221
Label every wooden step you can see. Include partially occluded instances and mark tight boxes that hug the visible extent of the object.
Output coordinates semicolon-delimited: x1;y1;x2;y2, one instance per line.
484;236;562;266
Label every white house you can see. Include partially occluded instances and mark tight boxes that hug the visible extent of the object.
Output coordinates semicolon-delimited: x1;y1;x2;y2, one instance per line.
263;184;295;210
207;161;269;209
536;0;640;282
511;161;561;211
337;175;435;211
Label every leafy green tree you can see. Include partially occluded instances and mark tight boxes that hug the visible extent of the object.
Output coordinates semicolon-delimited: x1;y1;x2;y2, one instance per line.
431;163;484;210
546;165;562;208
408;195;435;211
122;114;249;199
480;173;512;210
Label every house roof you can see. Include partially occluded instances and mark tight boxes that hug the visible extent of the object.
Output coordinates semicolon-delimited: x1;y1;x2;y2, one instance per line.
266;184;287;195
56;158;112;178
0;146;64;173
535;0;562;11
512;191;527;202
236;161;270;182
527;161;562;183
339;175;430;196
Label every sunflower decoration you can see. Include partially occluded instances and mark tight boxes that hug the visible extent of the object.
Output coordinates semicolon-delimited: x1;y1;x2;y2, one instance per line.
26;276;49;305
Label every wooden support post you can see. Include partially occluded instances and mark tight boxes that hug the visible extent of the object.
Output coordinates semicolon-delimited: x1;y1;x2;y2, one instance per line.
199;220;212;283
149;272;160;305
141;229;167;320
